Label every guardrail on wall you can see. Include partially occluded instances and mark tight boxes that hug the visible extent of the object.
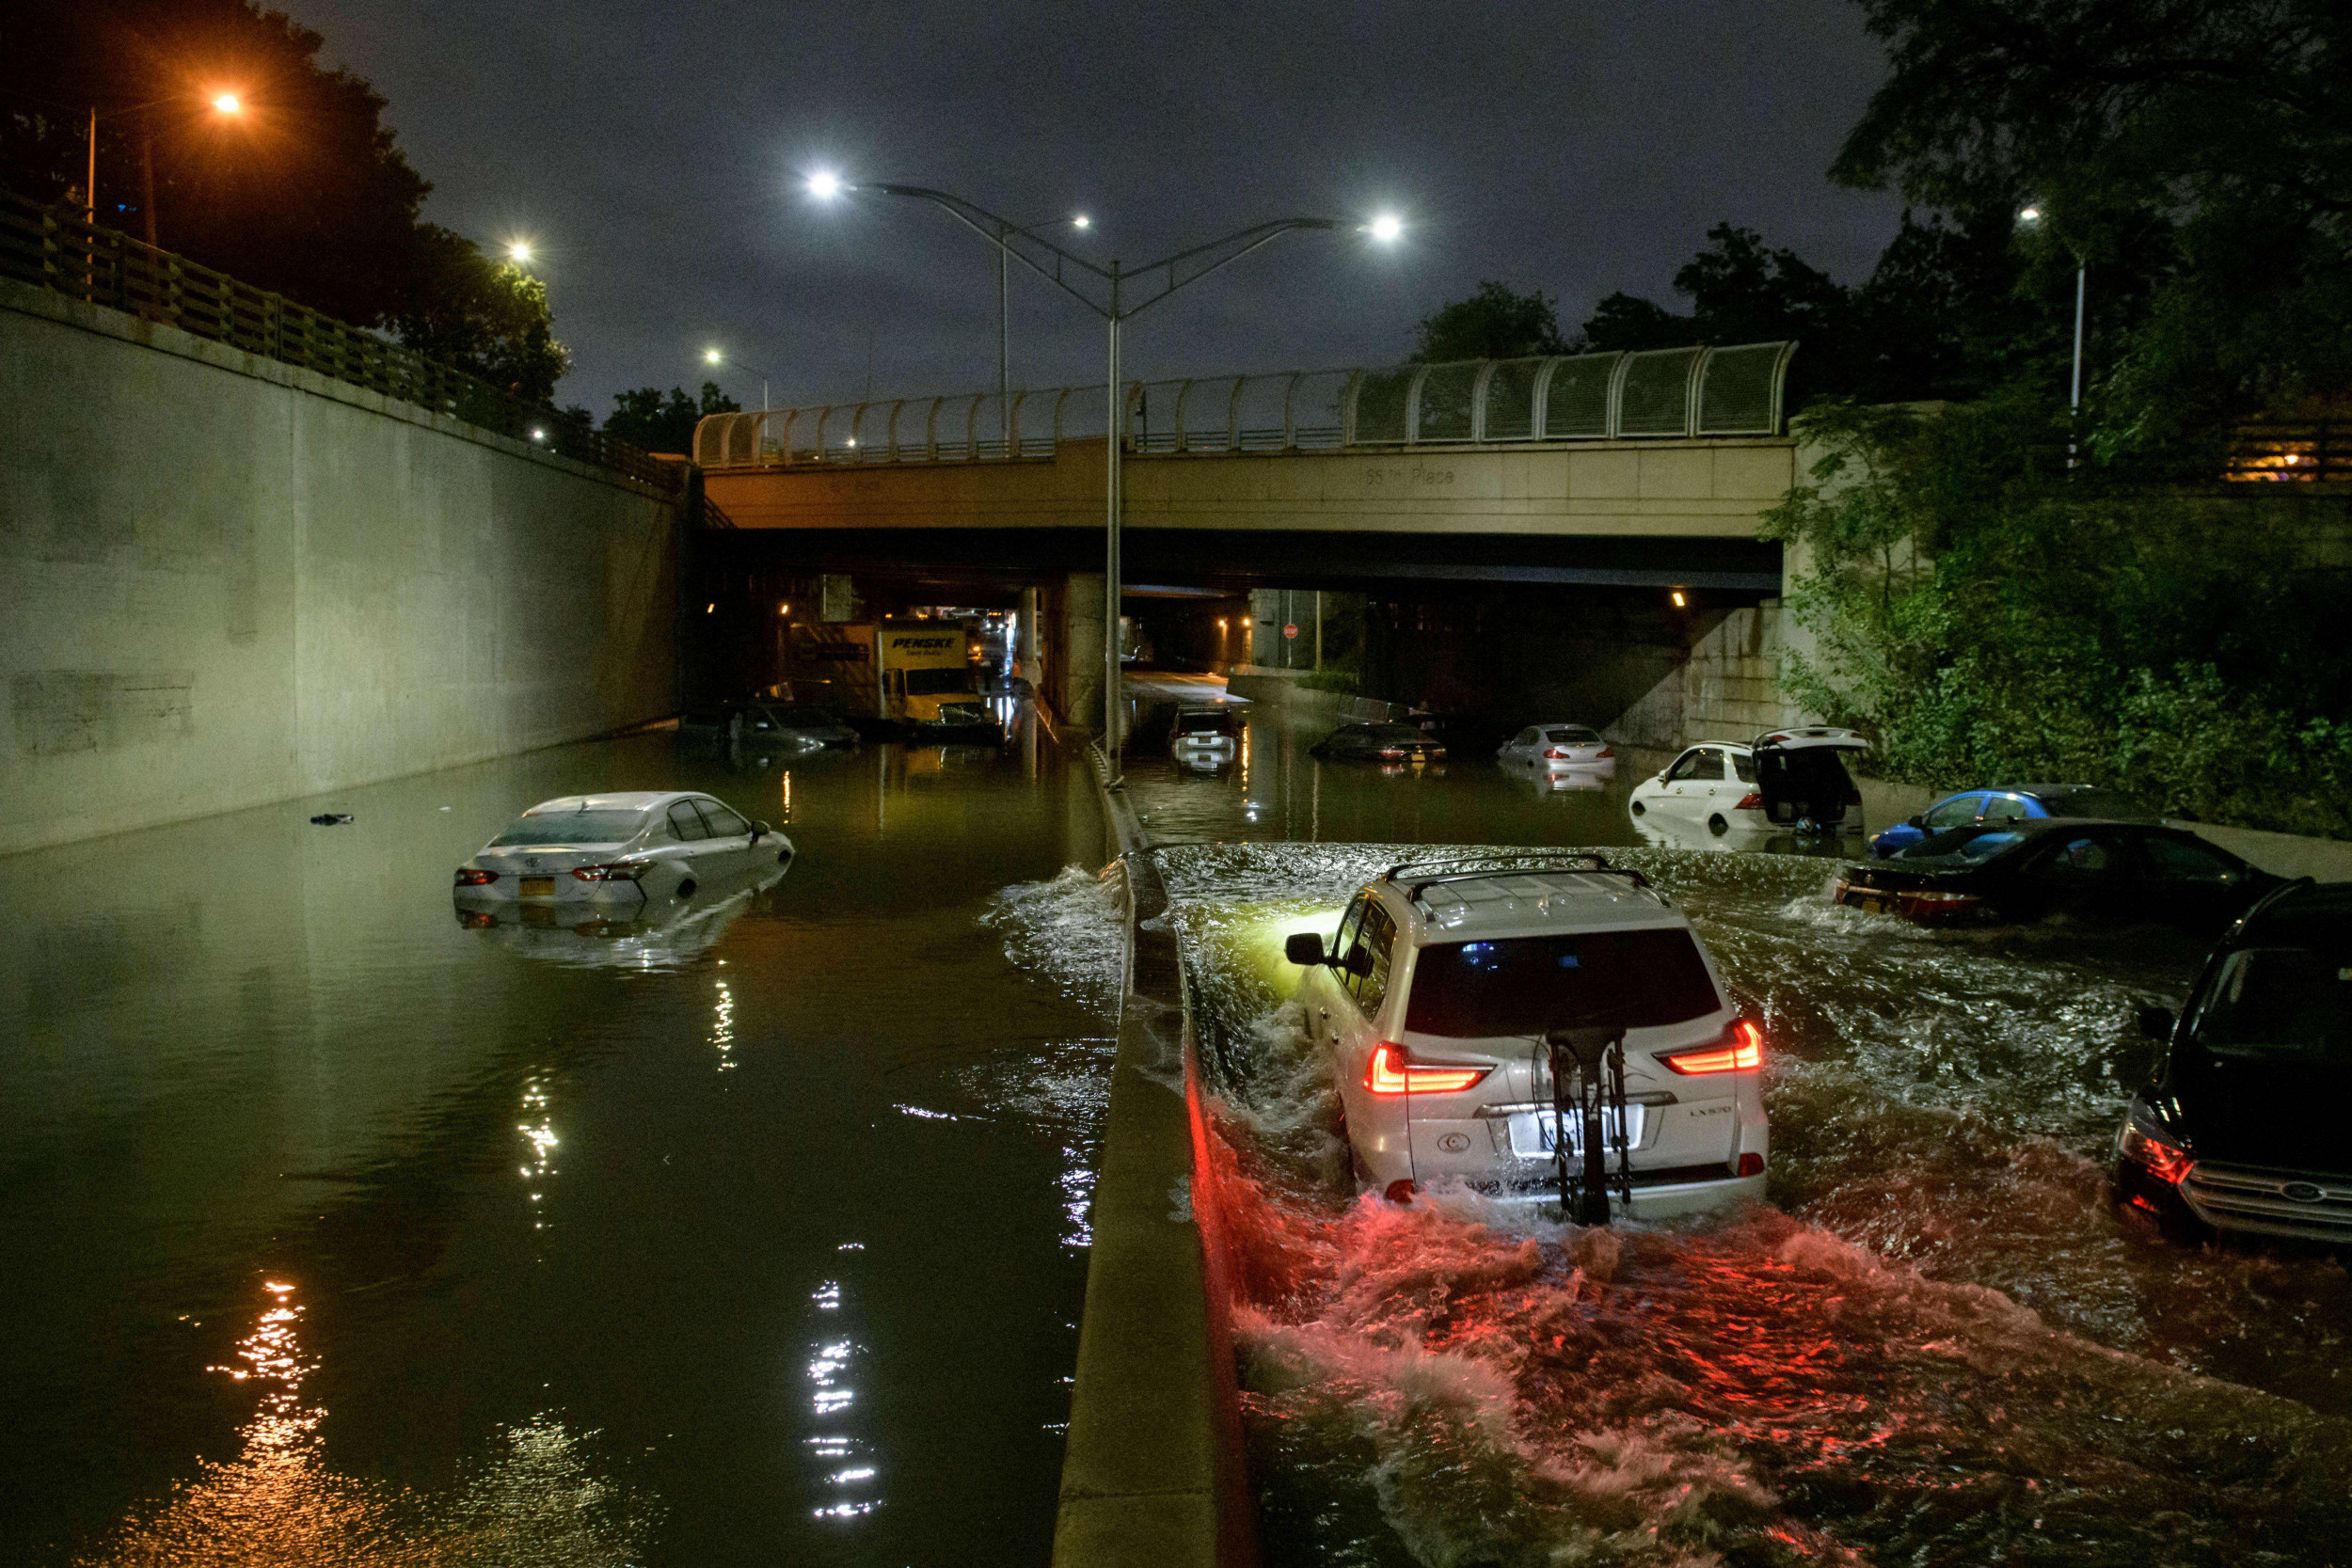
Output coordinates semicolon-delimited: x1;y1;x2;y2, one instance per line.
0;188;679;493
693;341;1798;469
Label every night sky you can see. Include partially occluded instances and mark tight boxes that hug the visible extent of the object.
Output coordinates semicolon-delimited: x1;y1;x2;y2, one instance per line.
297;0;1902;419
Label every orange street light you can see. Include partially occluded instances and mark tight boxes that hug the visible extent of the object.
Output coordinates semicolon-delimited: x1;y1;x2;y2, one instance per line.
211;92;243;115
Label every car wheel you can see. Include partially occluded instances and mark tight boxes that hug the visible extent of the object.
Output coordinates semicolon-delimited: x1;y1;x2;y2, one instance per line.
1629;800;1646;816
1708;814;1729;836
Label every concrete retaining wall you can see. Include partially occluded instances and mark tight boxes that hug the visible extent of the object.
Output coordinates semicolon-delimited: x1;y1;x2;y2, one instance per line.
1053;753;1255;1568
1;279;680;854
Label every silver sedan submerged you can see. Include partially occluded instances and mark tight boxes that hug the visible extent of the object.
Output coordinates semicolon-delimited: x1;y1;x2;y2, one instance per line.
453;791;794;912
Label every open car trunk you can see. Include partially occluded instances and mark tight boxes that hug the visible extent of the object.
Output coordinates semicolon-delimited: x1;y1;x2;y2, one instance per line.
1750;728;1869;829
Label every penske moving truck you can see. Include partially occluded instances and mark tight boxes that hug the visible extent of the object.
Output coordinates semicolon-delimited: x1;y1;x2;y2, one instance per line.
786;621;985;725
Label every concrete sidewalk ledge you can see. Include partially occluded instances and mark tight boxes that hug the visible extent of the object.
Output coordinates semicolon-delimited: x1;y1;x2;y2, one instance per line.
1053;762;1256;1568
1224;669;1399;723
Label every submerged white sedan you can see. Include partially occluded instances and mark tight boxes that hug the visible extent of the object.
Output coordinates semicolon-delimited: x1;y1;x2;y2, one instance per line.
453;792;793;911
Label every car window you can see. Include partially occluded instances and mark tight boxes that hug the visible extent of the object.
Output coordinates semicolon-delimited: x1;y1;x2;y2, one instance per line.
1924;794;1981;830
1403;928;1723;1037
2192;947;2351;1064
2034;833;2122;877
492;809;646;847
2143;834;2241;884
1546;727;1598;744
1979;794;2034;825
666;801;709;841
1956;831;2022;861
1731;751;1756;784
696;800;751;837
1330;892;1370;974
1664;750;1711;783
1351;903;1397;1015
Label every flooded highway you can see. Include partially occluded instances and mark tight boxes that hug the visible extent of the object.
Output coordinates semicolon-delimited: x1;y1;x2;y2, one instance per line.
11;680;2348;1567
1;721;1111;1566
1082;686;2352;1566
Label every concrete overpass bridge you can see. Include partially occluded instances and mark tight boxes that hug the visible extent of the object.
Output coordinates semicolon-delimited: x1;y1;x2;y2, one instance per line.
692;343;1809;735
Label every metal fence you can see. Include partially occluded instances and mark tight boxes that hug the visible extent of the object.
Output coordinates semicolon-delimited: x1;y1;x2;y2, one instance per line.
2225;422;2350;483
693;341;1799;469
0;189;680;492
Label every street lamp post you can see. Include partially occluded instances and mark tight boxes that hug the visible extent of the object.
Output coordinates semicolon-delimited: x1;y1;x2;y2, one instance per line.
705;347;771;412
811;178;1397;762
2015;204;2085;413
82;90;245;246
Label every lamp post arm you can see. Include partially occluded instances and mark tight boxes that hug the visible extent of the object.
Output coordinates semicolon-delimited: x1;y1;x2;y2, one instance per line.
865;183;1114;317
1117;218;1343;321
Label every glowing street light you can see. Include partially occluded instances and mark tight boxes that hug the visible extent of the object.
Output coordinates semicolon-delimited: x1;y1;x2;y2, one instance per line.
506;240;533;264
1073;214;1091;230
1366;213;1404;244
211;93;243;115
806;170;844;200
83;88;248;246
703;346;771;410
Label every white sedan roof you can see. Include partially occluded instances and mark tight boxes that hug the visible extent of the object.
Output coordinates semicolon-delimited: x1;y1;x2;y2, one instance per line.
520;791;697;815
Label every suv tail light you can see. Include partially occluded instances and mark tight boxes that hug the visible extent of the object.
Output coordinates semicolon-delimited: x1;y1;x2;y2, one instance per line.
1544;747;1567;759
571;862;646;882
1660;1020;1763;1075
1734;793;1763;810
455;867;499;886
1365;1041;1490;1096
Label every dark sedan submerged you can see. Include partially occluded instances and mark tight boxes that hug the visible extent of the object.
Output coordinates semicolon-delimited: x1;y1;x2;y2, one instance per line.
1310;722;1446;765
2114;880;2352;1244
1833;818;2279;931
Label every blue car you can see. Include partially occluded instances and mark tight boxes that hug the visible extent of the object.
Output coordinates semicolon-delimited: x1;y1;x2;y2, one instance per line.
1868;783;2155;858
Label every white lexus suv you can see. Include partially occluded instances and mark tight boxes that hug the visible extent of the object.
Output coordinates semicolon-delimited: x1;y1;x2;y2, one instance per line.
1284;856;1767;1221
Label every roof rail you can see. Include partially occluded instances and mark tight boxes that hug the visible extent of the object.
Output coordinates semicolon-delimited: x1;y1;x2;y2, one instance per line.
1379;853;1652;902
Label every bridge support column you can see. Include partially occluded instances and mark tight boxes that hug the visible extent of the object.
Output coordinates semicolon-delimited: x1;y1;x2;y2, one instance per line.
1047;572;1104;736
1017;585;1042;688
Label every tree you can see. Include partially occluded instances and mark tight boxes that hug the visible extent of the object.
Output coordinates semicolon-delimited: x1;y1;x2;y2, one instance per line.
1763;394;2352;835
1832;0;2352;447
393;227;569;404
1412;281;1571;361
2;0;432;326
604;383;739;455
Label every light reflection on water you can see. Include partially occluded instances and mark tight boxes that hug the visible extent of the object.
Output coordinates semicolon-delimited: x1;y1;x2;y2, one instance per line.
81;1281;653;1567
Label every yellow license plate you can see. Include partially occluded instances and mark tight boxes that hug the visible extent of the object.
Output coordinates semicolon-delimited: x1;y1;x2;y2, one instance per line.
520;877;555;897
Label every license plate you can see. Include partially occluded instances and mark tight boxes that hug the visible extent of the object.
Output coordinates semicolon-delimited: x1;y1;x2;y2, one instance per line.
1507;1105;1644;1159
1843;891;1889;913
520;877;555;897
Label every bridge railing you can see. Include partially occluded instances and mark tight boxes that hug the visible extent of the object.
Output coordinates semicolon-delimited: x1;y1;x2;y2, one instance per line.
0;188;680;492
694;341;1798;469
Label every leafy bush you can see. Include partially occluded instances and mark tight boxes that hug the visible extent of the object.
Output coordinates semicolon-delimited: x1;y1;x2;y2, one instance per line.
1764;397;2352;838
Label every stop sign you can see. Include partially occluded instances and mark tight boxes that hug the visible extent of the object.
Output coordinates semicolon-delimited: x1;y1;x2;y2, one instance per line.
1282;622;1299;640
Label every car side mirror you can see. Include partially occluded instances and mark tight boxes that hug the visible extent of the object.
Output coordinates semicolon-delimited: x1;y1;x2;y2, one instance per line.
1906;815;1925;829
751;819;771;841
1283;932;1325;966
2136;1005;2175;1042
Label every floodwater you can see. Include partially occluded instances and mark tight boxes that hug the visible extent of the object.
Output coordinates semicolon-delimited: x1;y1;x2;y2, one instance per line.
1;718;1114;1566
1064;686;2352;1567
